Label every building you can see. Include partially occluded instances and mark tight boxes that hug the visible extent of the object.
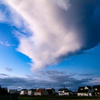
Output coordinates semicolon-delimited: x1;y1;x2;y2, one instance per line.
77;86;93;96
20;89;28;95
28;89;36;96
58;88;72;96
93;85;100;96
7;89;17;94
34;89;48;96
46;88;56;95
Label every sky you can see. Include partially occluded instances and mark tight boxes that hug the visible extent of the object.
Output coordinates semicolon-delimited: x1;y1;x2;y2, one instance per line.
0;0;100;91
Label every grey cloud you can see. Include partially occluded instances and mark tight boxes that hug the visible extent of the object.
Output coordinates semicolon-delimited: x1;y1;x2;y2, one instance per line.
0;73;9;76
56;0;100;49
0;71;94;91
70;0;100;50
36;70;92;90
79;73;94;76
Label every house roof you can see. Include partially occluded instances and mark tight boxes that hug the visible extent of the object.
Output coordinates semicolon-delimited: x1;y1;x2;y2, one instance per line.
93;85;100;88
93;85;100;92
58;88;69;92
28;89;36;91
77;86;92;93
46;88;55;91
35;89;45;93
21;89;27;91
86;86;92;89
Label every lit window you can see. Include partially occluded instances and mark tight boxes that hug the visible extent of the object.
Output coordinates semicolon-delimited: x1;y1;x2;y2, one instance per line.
80;88;83;90
95;88;97;91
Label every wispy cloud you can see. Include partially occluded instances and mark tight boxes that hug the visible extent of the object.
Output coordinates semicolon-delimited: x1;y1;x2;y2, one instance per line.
0;41;11;46
52;0;71;11
91;77;100;84
79;73;94;76
0;73;9;78
5;67;12;71
0;1;26;29
0;10;7;22
0;41;4;45
5;41;11;46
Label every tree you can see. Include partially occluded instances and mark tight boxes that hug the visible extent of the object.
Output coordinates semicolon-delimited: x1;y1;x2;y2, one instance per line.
0;85;8;94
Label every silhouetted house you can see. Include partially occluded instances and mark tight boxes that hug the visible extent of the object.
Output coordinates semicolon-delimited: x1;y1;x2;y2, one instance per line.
58;88;72;96
46;88;56;95
20;89;28;95
7;89;17;94
93;85;100;96
77;86;93;96
28;89;36;96
34;89;48;96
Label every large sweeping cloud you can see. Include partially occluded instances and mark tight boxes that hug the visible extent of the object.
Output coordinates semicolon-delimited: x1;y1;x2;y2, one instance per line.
4;0;100;71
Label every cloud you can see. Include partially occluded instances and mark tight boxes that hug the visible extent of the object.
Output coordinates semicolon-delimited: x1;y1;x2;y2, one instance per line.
2;0;100;71
5;67;12;71
0;41;11;46
79;73;94;76
0;10;7;22
0;73;9;77
4;0;83;71
0;73;8;76
51;0;71;11
0;41;4;45
0;71;94;91
32;70;92;90
0;73;9;78
5;41;11;46
0;1;26;29
91;77;100;84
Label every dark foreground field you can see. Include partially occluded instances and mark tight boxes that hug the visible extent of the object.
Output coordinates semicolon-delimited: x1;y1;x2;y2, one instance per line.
19;96;100;100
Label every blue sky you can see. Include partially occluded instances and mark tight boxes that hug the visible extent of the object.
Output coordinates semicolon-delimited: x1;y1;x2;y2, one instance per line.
0;0;100;91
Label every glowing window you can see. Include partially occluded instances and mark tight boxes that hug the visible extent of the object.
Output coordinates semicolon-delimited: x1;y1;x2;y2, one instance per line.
80;88;83;90
95;88;97;91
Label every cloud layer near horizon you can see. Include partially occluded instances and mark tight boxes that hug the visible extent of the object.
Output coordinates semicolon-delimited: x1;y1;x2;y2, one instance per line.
0;70;98;90
3;0;100;71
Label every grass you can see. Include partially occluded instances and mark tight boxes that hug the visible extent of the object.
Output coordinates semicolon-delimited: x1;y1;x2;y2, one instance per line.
19;96;100;100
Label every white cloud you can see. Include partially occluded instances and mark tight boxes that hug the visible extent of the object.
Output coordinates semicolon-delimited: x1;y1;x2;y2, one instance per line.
5;41;11;46
0;41;4;45
51;0;71;11
0;41;11;46
0;10;7;22
0;1;26;29
4;0;84;71
91;77;100;84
